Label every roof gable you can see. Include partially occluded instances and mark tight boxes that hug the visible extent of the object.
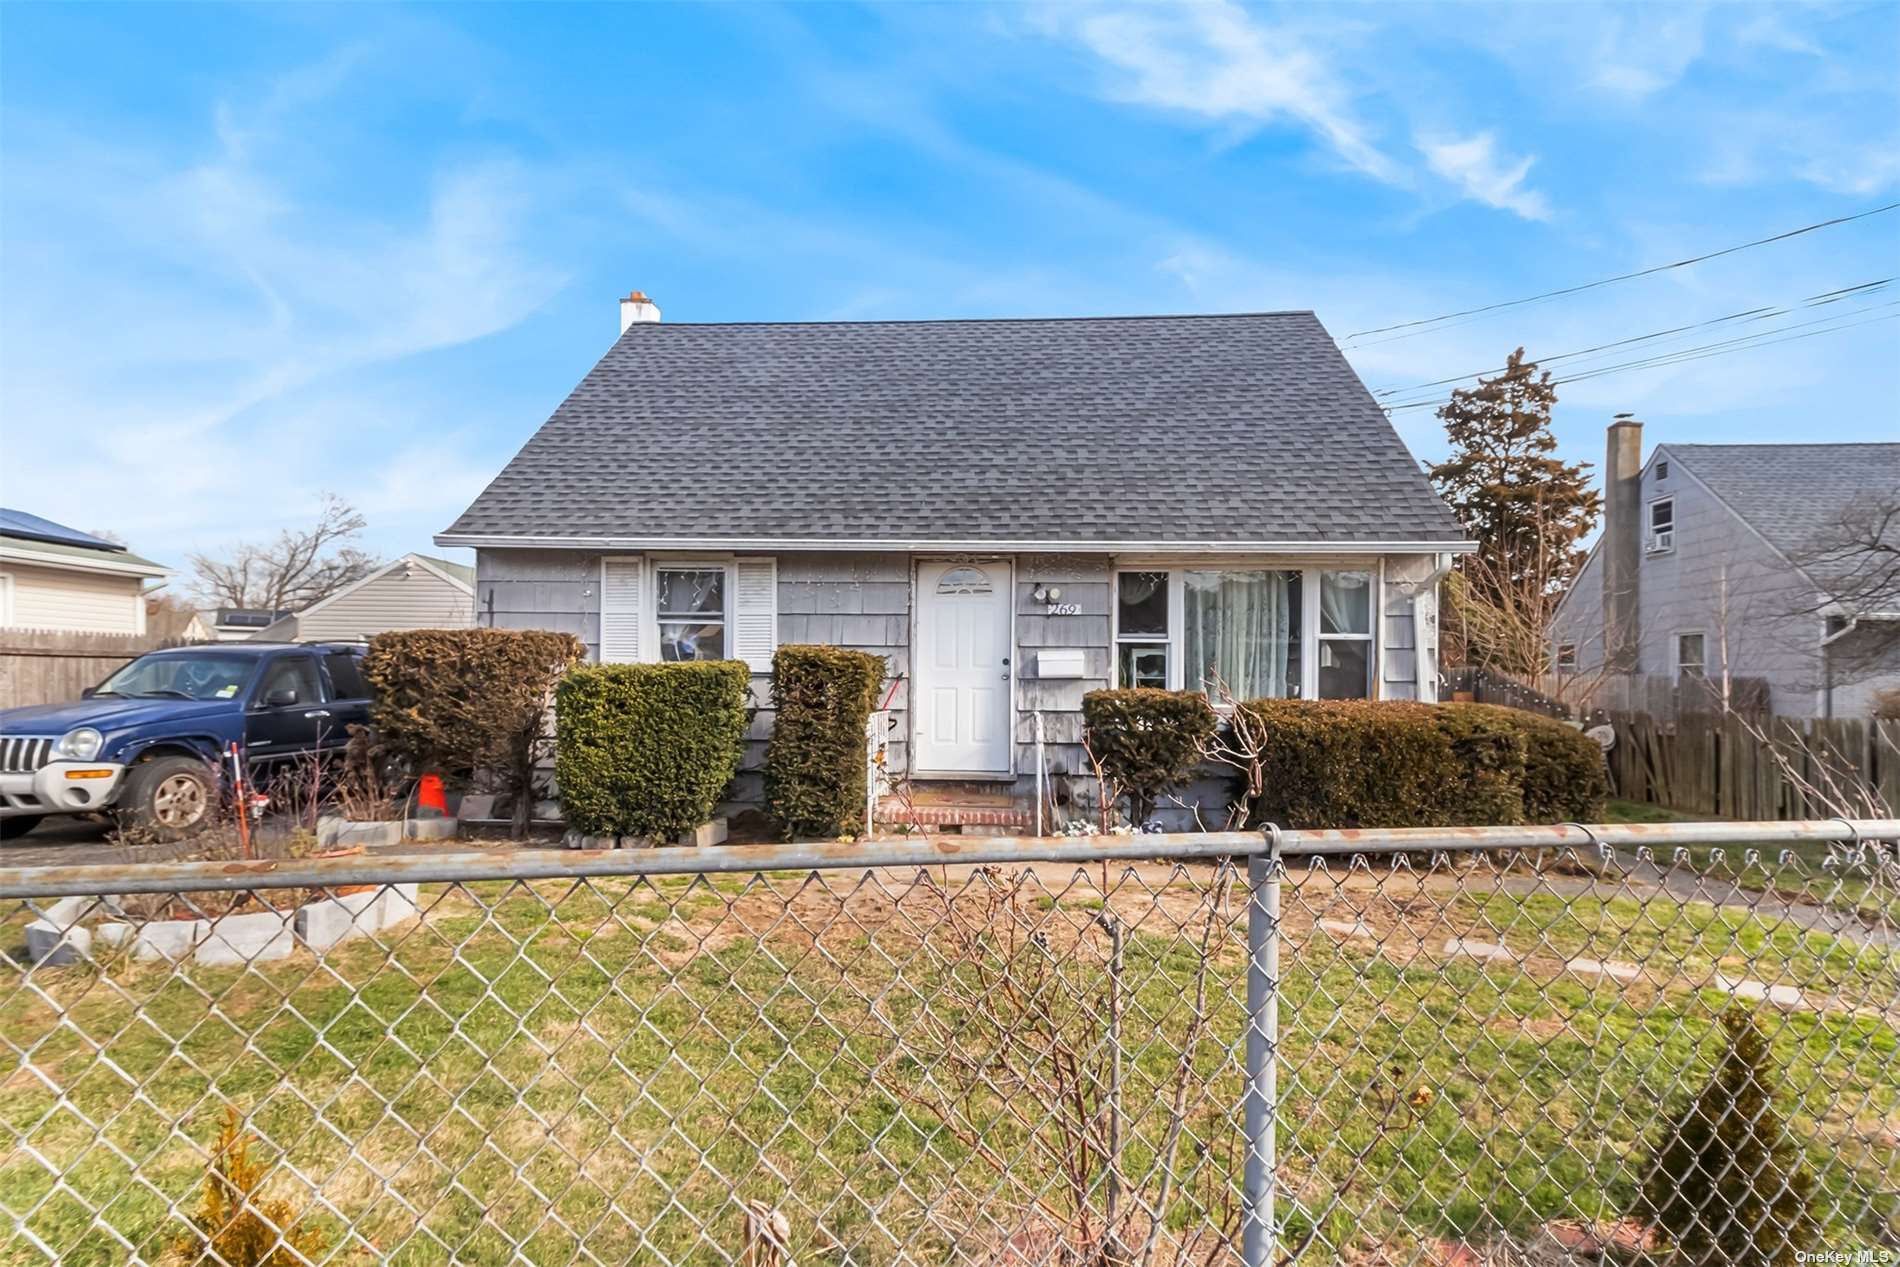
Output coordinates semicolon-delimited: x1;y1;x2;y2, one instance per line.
440;312;1467;549
1664;443;1900;592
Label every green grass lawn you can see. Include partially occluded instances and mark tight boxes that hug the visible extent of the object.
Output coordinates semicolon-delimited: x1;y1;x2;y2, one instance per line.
3;869;1896;1265
1604;798;1900;923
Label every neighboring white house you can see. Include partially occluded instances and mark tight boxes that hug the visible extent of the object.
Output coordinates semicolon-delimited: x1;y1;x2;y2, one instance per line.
1552;422;1900;719
255;554;475;642
0;509;172;635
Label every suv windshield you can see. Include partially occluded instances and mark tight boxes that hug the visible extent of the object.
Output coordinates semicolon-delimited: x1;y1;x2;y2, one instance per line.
97;652;259;702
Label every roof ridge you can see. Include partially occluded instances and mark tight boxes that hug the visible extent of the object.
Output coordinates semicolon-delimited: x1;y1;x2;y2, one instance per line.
613;310;1319;329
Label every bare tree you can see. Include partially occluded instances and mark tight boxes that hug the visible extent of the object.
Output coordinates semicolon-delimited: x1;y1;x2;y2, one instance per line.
189;495;380;613
1792;487;1900;680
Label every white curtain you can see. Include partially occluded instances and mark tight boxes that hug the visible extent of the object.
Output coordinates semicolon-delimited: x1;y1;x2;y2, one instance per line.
1184;570;1296;699
1320;570;1371;635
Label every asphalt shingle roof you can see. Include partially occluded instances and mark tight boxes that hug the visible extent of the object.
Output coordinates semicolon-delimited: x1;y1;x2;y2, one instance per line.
1666;443;1900;591
441;312;1467;547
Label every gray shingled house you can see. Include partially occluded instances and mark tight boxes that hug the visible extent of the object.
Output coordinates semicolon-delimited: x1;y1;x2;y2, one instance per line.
1553;421;1900;719
437;293;1471;826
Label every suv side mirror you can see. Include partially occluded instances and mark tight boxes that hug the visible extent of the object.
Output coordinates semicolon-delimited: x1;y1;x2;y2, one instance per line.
265;688;299;707
81;686;97;698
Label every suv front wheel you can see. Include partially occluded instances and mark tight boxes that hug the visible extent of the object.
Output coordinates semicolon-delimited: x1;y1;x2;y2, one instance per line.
117;756;216;841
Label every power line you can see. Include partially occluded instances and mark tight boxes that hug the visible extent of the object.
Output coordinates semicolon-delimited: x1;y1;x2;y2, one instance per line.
1341;201;1900;345
1368;279;1893;402
1381;302;1900;413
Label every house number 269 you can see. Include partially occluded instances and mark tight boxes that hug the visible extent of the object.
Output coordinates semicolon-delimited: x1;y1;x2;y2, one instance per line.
1045;602;1081;616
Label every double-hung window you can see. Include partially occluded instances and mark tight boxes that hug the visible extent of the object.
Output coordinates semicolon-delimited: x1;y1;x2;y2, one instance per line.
1114;571;1171;688
1316;570;1373;698
602;556;778;669
655;567;727;661
1116;566;1374;700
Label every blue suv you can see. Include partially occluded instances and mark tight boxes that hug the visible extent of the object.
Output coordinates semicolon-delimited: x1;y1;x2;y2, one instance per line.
0;643;372;840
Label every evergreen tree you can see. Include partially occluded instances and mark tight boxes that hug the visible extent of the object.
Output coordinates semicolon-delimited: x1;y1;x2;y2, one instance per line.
1429;348;1600;675
1638;1007;1817;1266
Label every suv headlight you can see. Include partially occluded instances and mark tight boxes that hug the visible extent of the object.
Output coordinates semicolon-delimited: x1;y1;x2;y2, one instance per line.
53;728;104;761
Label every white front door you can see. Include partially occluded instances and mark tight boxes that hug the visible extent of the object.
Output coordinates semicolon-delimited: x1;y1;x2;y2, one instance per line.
914;560;1012;775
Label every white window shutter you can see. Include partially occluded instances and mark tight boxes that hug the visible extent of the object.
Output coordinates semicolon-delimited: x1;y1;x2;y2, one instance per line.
733;557;778;672
600;558;644;663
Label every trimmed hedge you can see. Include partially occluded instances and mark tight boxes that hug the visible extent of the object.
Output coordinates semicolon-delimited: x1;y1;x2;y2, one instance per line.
555;661;751;842
1231;700;1604;829
1081;689;1219;826
1475;704;1610;822
765;645;888;839
364;628;585;835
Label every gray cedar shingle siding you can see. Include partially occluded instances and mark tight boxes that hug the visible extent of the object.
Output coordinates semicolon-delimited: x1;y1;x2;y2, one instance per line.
442;313;1467;548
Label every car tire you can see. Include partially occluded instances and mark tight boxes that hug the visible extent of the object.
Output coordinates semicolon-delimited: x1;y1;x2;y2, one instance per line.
117;756;217;841
0;816;44;841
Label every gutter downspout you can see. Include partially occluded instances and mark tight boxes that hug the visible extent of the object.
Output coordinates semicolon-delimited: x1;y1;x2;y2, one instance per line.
1820;614;1861;720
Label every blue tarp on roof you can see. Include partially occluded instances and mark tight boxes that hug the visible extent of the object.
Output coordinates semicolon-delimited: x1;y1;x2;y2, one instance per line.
0;508;127;552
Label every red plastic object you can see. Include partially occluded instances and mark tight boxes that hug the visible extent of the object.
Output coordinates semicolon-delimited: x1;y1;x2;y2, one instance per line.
416;773;449;818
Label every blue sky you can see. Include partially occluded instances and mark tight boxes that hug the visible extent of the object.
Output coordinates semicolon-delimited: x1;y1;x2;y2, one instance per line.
2;1;1896;576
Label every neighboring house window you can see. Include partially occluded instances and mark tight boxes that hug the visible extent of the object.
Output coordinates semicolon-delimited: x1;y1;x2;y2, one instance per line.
1647;498;1675;553
1655;460;1668;481
0;572;12;627
656;567;726;661
1116;567;1374;700
936;566;993;595
1676;632;1706;677
1115;571;1169;689
1556;642;1578;670
1316;570;1373;699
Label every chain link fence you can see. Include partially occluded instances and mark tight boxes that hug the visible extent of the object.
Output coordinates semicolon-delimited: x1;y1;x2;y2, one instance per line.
3;822;1897;1266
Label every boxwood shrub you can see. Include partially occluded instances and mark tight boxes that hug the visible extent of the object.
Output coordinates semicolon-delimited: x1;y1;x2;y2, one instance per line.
1230;700;1598;829
555;660;750;842
764;645;888;839
364;628;585;836
1081;688;1219;826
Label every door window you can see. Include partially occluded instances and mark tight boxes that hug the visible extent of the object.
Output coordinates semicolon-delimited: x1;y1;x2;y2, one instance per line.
323;651;370;700
258;657;321;707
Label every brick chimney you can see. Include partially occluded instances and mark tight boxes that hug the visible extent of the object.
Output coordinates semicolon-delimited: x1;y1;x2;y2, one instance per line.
619;290;661;332
1602;415;1643;674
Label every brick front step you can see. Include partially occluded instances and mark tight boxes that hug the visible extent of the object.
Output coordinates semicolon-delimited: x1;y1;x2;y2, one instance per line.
876;803;1031;829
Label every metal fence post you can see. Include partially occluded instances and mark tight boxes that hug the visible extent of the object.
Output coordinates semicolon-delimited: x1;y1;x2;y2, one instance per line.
1242;826;1282;1267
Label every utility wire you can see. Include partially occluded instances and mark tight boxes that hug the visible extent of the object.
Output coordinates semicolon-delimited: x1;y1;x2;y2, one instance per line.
1381;303;1900;413
1342;201;1900;345
1368;279;1894;401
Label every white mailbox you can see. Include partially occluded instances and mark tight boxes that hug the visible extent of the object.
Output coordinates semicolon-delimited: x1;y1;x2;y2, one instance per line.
1035;648;1086;679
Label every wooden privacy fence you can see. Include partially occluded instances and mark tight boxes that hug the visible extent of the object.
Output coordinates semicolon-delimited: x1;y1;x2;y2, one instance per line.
1609;709;1900;819
0;629;178;710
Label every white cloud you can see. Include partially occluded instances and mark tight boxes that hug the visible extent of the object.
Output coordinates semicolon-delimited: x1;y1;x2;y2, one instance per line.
1418;131;1552;221
1047;0;1403;184
0;50;565;568
1584;8;1708;100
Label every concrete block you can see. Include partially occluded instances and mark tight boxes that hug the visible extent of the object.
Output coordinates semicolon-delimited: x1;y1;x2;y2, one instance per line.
404;818;459;842
197;910;295;966
296;890;384;951
1444;938;1516;964
1317;919;1374;940
1715;975;1804;1008
680;817;728;848
26;899;94;966
318;817;402;849
131;919;208;963
459;794;498;821
1567;957;1642;983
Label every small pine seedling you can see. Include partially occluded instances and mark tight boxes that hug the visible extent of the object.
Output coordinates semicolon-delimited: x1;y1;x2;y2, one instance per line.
1638;1006;1817;1266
